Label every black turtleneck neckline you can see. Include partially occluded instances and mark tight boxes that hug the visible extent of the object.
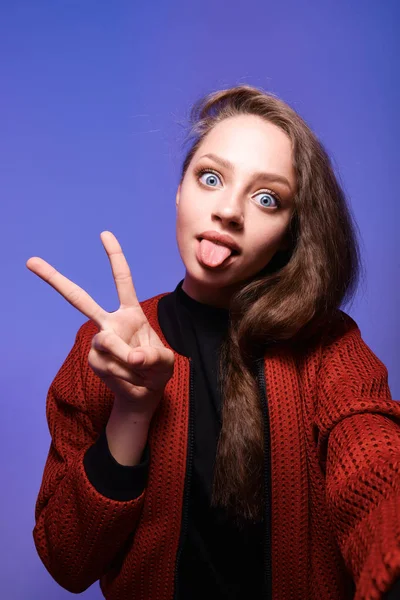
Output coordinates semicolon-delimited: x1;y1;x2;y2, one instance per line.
156;279;230;359
176;279;230;324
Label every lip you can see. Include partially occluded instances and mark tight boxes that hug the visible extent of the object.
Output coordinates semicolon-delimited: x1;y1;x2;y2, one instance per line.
197;230;241;254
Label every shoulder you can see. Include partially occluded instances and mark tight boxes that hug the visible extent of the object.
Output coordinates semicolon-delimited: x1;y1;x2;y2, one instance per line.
288;308;360;367
317;308;361;358
288;308;385;393
315;308;389;377
316;309;391;400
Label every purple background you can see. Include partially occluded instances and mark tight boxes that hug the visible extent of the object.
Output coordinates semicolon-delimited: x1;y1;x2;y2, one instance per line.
2;1;398;598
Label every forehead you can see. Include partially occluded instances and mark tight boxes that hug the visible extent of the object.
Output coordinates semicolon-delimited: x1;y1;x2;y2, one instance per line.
193;114;294;180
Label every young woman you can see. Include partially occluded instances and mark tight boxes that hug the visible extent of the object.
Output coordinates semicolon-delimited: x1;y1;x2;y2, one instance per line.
27;85;400;600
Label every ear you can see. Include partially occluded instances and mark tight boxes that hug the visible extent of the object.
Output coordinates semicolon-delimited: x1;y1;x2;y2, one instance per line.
175;183;181;208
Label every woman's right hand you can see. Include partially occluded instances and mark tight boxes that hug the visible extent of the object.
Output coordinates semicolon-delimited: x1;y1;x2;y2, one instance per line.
26;231;175;421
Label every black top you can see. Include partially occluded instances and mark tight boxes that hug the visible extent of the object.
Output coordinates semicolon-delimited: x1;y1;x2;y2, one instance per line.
84;279;265;599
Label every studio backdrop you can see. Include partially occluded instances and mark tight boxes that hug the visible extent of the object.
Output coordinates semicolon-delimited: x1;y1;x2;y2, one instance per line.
1;1;398;598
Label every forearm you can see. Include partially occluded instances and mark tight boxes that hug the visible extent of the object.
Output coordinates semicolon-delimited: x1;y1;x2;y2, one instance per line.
106;397;153;466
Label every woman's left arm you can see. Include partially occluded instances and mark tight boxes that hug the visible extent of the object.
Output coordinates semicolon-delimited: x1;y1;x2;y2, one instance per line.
314;311;400;600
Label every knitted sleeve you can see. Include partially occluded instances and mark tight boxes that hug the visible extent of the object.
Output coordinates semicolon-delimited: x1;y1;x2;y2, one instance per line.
315;311;400;600
32;321;149;594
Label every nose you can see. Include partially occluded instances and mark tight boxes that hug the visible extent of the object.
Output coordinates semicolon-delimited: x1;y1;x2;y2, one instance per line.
212;194;244;229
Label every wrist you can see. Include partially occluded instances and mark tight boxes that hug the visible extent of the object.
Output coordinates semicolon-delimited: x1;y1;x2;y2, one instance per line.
112;395;155;425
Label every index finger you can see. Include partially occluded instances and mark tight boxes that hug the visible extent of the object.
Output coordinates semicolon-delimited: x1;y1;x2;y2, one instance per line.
26;256;107;328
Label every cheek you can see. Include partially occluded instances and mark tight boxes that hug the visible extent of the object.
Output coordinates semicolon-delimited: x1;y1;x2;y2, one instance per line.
175;204;197;250
176;208;192;236
176;197;203;229
246;223;285;256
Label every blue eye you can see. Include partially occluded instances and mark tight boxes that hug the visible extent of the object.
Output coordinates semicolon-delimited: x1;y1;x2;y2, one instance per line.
198;170;221;187
254;191;279;208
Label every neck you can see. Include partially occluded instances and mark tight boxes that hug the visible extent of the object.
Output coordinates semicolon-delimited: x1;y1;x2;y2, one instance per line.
181;273;241;309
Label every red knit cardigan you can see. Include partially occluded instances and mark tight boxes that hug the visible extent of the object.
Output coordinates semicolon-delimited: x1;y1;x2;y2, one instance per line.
33;291;400;599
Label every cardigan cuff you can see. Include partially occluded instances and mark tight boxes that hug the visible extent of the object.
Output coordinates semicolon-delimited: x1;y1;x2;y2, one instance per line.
83;425;150;501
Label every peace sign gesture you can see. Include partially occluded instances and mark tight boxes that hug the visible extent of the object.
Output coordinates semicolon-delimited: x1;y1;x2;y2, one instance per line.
26;231;174;419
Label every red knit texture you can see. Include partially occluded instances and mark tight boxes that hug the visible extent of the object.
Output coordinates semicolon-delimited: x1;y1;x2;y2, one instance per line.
33;293;400;599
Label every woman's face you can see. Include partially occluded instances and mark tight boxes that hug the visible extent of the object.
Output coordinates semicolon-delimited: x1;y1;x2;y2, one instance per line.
175;114;297;308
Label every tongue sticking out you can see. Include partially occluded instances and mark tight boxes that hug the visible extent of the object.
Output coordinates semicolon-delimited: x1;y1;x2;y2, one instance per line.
198;238;233;267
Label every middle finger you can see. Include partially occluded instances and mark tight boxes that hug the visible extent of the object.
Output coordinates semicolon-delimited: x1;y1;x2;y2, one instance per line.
100;231;142;309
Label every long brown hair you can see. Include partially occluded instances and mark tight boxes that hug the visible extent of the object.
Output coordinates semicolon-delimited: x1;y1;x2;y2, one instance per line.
178;84;365;526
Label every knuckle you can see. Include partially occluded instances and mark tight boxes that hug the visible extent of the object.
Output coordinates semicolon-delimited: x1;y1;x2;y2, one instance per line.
114;271;132;282
93;329;113;352
47;268;58;284
67;286;81;305
88;347;95;363
88;346;100;363
101;329;114;349
106;360;124;379
91;336;103;353
106;361;115;375
88;349;102;374
91;333;101;348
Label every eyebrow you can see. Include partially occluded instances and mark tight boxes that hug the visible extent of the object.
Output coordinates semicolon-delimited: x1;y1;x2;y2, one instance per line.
198;152;293;192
